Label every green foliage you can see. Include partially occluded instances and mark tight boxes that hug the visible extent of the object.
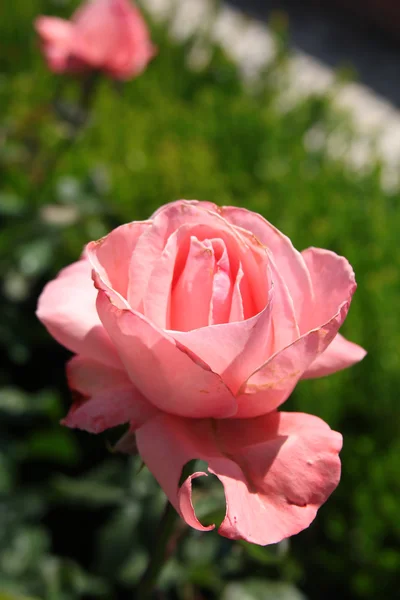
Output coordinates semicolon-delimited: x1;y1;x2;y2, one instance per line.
1;0;399;598
222;580;307;600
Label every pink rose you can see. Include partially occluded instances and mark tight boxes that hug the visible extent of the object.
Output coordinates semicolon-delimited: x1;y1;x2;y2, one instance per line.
37;200;366;545
35;0;156;80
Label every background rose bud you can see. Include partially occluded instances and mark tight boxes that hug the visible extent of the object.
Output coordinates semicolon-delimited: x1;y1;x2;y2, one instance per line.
35;0;156;79
37;200;366;545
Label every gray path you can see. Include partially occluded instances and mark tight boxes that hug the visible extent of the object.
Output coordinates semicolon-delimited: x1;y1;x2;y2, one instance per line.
228;0;400;107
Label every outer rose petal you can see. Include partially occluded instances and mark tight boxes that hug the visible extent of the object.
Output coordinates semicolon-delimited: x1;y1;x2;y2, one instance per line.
35;17;74;72
235;302;350;418
36;259;120;368
96;290;237;418
135;412;342;546
235;248;357;418
301;247;356;330
63;356;157;433
302;333;367;379
86;220;150;300
35;16;73;43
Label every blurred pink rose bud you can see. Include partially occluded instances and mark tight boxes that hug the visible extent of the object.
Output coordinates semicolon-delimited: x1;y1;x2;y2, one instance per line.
35;0;156;80
37;200;366;545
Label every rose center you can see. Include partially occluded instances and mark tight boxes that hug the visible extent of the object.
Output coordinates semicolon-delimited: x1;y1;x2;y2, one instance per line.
170;236;234;332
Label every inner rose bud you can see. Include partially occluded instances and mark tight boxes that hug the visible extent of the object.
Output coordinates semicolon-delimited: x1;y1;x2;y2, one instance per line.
167;230;266;330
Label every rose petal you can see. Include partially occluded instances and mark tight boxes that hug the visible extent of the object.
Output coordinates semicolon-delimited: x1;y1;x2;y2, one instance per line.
132;200;269;320
66;354;132;396
171;287;274;395
72;0;156;78
129;201;237;311
229;264;245;322
171;237;215;331
224;223;300;350
144;229;216;330
35;16;73;43
36;259;120;368
110;0;156;78
302;333;367;379
169;234;301;394
96;290;237;418
217;205;314;332
301;247;356;330
135;411;342;546
264;249;300;352
63;355;156;433
35;17;74;72
87;221;150;301
235;260;356;417
210;238;232;325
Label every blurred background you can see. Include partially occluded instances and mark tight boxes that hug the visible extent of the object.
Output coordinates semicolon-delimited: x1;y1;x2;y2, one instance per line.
1;1;399;599
229;0;400;104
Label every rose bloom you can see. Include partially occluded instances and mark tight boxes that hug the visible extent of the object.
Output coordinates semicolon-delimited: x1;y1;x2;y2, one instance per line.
35;0;156;80
37;200;366;545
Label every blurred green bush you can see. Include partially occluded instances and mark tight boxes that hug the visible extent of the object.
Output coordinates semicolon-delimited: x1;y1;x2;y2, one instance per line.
1;1;399;599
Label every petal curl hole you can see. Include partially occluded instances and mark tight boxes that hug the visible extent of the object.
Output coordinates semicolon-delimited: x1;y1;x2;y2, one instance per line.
189;460;226;528
179;459;198;486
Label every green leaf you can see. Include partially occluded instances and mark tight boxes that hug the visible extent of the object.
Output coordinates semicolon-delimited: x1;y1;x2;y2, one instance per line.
222;580;307;600
0;192;24;216
0;526;50;577
52;476;124;507
0;388;62;419
17;239;55;277
16;429;80;465
95;503;141;579
0;454;14;493
240;539;290;565
0;592;41;600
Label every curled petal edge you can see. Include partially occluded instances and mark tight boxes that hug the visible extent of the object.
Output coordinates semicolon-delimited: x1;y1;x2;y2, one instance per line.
302;333;367;379
135;412;342;546
234;276;356;418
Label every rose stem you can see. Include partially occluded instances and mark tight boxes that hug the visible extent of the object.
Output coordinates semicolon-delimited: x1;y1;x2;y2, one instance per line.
136;461;196;598
136;499;180;599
